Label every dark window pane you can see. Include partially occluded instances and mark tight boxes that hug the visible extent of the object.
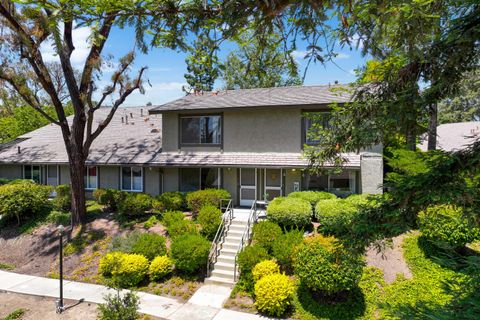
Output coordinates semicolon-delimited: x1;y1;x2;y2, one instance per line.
331;179;350;189
122;167;132;190
266;169;281;187
201;168;219;189
132;167;142;191
32;166;41;184
180;168;200;192
24;165;32;180
241;168;256;186
201;116;221;144
304;112;330;145
181;117;200;144
307;174;328;191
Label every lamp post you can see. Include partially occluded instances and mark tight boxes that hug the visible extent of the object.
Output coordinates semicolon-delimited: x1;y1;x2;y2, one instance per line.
55;224;65;314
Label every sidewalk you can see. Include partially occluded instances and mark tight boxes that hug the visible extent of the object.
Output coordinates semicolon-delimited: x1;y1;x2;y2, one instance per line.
0;270;270;320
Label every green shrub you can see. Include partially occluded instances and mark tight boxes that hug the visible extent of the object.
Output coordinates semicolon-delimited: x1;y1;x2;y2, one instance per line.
237;245;270;275
167;219;199;238
418;205;480;248
98;290;139;320
0;178;10;186
155;192;186;211
252;221;282;252
252;259;280;282
186;189;231;215
198;205;222;239
315;198;358;236
97;189;127;211
345;194;370;206
93;188;107;204
293;235;363;294
272;229;304;270
143;215;158;229
161;210;185;227
118;193;153;216
99;252;125;277
149;255;174;281
131;233;167;260
171;234;210;273
111;253;149;287
288;191;337;206
0;181;51;224
53;184;71;211
254;273;295;317
109;231;143;254
266;197;312;229
46;210;71;225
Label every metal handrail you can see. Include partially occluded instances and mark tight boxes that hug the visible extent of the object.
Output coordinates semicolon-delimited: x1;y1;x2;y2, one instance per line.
206;199;234;277
233;200;263;282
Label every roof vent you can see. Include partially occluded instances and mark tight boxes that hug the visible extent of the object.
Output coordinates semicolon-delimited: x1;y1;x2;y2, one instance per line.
334;80;339;84
130;112;133;118
17;146;21;154
121;117;124;124
151;128;159;133
125;116;128;124
141;109;143;117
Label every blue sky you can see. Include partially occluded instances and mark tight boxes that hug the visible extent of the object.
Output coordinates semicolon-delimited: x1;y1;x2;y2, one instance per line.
42;25;368;107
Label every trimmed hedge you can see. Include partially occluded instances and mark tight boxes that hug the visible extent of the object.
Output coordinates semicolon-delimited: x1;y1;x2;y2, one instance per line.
186;189;230;215
254;273;295;317
293;235;363;294
418;204;480;248
149;255;174;281
252;221;282;252
198;205;222;240
171;234;210;273
266;197;312;229
288;191;337;206
0;181;52;224
155;192;186;211
315;198;358;236
252;260;280;282
237;245;270;275
119;193;153;216
131;233;167;260
99;252;149;287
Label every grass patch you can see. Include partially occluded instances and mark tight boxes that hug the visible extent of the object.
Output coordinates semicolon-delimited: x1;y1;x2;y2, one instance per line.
140;276;202;302
0;262;15;271
3;308;27;320
86;200;105;216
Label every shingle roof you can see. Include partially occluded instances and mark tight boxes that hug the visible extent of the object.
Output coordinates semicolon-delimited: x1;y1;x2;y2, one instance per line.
0;108;163;165
149;84;352;113
418;122;480;152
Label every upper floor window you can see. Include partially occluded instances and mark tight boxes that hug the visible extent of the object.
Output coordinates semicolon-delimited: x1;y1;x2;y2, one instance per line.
180;115;222;145
303;112;330;145
121;166;143;192
24;165;42;184
85;166;98;190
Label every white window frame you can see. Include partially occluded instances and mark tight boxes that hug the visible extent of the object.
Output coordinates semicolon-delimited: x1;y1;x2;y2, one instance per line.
85;166;98;190
23;164;43;184
121;166;144;192
46;165;59;186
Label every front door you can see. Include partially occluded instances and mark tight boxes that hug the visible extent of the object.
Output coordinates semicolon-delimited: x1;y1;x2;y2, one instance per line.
264;169;282;201
240;168;257;207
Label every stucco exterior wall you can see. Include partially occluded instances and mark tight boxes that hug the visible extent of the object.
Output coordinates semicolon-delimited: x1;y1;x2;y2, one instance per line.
0;164;22;179
99;166;119;189
144;167;161;196
163;167;179;192
360;153;383;194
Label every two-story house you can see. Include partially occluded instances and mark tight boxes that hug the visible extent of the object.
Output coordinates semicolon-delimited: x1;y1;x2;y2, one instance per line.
0;85;383;205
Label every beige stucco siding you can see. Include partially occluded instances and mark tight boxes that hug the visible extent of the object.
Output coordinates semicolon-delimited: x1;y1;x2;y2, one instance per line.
99;166;119;189
0;164;23;180
144;167;161;196
163;167;179;192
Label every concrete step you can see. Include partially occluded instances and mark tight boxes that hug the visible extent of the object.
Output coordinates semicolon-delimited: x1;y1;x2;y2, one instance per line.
211;269;235;280
221;242;240;250
225;231;244;238
217;255;236;264
227;225;245;232
220;248;238;257
204;276;235;286
230;220;248;227
214;261;235;272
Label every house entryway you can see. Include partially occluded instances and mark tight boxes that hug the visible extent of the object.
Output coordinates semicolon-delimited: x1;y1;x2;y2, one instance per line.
239;168;256;207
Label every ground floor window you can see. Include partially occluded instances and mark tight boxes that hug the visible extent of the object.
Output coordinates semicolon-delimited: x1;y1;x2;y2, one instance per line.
46;165;59;186
23;165;42;184
329;172;354;193
121;166;143;192
85;166;98;190
304;171;356;195
179;168;220;192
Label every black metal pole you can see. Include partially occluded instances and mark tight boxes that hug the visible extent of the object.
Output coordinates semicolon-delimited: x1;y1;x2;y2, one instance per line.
56;225;65;314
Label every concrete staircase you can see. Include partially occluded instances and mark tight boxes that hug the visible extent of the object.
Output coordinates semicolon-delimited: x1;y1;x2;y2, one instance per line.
205;219;249;286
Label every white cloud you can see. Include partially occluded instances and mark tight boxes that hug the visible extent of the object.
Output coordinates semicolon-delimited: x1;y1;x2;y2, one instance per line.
334;53;350;60
290;50;308;61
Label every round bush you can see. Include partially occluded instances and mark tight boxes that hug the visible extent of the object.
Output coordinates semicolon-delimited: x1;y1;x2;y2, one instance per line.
252;260;280;282
161;211;185;227
237;245;270;275
93;188;107;204
111;253;150;287
131;233;167;260
155;192;186;211
418;205;480;247
344;194;371;206
266;197;312;228
171;234;210;273
293;235;363;294
99;252;124;277
149;255;174;281
186;189;231;215
288;191;337;206
315;199;358;236
119;193;153;216
272;229;304;270
167;219;199;238
53;184;71;211
198;205;222;240
252;221;282;252
254;273;295;317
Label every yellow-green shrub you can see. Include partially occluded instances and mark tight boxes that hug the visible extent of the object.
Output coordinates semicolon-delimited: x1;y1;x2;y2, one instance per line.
254;273;295;317
149;256;174;281
99;253;149;288
252;260;280;282
288;191;337;206
99;252;124;277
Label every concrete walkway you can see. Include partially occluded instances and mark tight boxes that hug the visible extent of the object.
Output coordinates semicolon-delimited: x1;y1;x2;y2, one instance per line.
0;270;271;320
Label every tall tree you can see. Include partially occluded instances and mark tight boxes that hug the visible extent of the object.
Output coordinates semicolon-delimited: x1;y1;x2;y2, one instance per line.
221;30;301;89
184;34;219;93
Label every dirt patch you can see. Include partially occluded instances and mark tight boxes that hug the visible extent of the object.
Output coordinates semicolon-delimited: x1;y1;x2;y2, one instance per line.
365;234;412;283
141;276;203;302
224;291;256;314
0;291;98;320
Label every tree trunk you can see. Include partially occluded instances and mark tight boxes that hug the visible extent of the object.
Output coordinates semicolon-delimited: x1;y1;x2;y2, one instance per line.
69;154;87;226
427;103;438;151
406;128;416;151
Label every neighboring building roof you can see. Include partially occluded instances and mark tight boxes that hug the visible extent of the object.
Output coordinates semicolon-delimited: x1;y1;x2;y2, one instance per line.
418;121;480;152
150;152;361;168
0;108;163;165
150;84;352;113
